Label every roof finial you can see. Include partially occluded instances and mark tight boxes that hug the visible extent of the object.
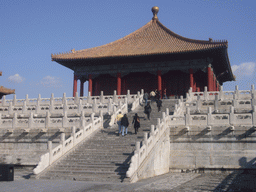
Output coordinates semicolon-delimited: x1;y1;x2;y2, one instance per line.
151;6;159;20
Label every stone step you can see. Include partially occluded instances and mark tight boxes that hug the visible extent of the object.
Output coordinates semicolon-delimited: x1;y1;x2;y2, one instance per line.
39;174;125;182
70;151;133;156
45;169;126;177
52;166;128;172
59;159;130;164
55;163;129;169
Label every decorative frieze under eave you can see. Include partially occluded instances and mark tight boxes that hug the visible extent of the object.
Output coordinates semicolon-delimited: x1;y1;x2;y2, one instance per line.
74;58;212;79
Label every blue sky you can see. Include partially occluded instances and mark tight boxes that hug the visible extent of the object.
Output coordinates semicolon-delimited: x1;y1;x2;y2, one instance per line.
1;0;255;99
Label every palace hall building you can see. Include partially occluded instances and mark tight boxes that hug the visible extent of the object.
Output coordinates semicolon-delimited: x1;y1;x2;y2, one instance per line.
52;7;234;98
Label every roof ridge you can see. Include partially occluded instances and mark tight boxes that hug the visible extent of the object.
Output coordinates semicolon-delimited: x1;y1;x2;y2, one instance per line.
155;20;227;45
52;20;154;57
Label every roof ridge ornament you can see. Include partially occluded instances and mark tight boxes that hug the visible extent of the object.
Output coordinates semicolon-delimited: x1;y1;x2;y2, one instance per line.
151;6;159;20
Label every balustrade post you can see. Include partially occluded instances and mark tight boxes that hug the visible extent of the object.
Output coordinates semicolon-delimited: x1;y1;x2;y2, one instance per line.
234;85;239;100
230;106;235;125
137;91;140;98
135;141;140;153
80;111;85;128
45;112;50;128
126;90;131;103
62;93;66;104
196;96;201;112
252;93;256;107
157;118;161;129
207;107;212;125
0;113;2;128
113;105;117;113
60;132;65;145
62;111;68;128
141;89;144;96
214;94;219;112
124;98;128;113
162;112;166;130
36;98;40;114
90;113;95;127
113;90;117;103
78;99;83;114
232;99;238;108
92;99;97;113
37;94;41;106
251;85;255;96
47;141;52;165
166;108;169;116
50;93;54;113
143;132;148;146
150;125;155;136
1;96;6;106
22;101;27;114
185;107;190;126
28;112;34;128
204;86;208;100
100;91;104;103
108;98;113;113
63;100;68;115
99;110;103;127
75;92;79;105
252;106;256;126
186;93;189;101
219;86;224;100
13;95;17;106
162;112;166;120
8;102;13;115
12;112;17;129
25;94;29;104
87;92;92;104
174;104;178;115
71;126;76;137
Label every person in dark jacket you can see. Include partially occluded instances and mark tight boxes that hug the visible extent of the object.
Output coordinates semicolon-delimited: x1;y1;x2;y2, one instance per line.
121;114;129;136
132;113;140;134
156;99;162;112
144;102;152;120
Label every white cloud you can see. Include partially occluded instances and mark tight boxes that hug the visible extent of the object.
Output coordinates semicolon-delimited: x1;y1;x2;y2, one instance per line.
232;62;255;77
40;76;62;88
8;74;25;83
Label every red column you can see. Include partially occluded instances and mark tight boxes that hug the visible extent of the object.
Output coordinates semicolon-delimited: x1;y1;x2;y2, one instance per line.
117;73;121;95
88;74;92;95
207;65;213;91
73;74;78;97
189;68;194;92
80;80;84;97
213;75;216;91
157;70;162;97
122;78;127;95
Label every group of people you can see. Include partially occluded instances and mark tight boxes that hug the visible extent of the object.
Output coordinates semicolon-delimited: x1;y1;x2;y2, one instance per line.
115;89;165;136
143;90;163;119
116;112;140;136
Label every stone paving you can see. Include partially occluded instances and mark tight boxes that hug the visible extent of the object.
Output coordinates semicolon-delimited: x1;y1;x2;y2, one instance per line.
1;170;256;192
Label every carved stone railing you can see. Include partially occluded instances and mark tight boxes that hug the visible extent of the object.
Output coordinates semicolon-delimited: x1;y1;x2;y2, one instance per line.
126;98;184;182
109;90;144;127
186;85;256;102
0;90;144;129
33;114;103;175
0;90;138;108
184;106;256;126
127;86;256;182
